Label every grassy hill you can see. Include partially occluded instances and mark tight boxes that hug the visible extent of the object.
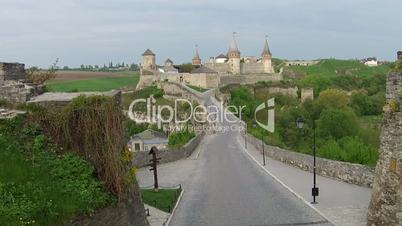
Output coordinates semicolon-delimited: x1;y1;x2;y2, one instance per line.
288;59;391;77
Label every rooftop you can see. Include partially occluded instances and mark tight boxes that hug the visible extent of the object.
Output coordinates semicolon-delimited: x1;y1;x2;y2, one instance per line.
142;49;155;56
191;65;218;74
131;129;168;144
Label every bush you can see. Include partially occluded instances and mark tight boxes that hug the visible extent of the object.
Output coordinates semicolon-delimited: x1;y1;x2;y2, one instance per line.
168;129;195;148
0;117;112;226
30;96;130;199
318;137;378;165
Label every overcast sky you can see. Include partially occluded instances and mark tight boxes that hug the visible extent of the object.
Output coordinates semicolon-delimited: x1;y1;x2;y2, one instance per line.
0;0;401;68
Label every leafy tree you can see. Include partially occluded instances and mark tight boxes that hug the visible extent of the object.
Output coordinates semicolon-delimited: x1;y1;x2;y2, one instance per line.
230;87;255;119
179;63;195;73
300;74;333;95
317;108;359;140
26;59;58;84
316;88;349;110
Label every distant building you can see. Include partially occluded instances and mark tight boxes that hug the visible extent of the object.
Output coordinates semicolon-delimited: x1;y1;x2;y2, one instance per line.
285;60;320;66
162;59;178;73
128;129;168;152
361;57;378;67
398;51;402;61
203;34;274;74
215;54;227;63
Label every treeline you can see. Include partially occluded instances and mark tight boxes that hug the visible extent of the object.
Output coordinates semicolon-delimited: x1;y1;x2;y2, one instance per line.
62;62;139;72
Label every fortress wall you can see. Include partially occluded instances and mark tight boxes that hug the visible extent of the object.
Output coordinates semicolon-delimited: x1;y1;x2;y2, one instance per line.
220;74;283;86
255;86;298;98
368;71;402;225
241;62;264;74
386;72;402;104
204;63;230;73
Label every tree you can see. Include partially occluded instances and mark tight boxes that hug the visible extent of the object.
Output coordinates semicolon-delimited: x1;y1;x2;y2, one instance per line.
26;59;58;84
317;108;359;140
179;63;195;73
316;88;349;110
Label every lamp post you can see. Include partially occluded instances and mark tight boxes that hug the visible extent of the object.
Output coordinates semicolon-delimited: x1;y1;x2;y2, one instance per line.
244;123;247;149
253;123;266;166
296;116;319;204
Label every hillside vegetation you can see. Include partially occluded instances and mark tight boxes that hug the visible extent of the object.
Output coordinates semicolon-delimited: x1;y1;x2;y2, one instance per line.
0;116;113;226
225;59;393;166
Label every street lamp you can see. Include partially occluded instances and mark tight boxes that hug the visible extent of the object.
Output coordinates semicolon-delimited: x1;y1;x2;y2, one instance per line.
296;116;319;204
253;123;266;166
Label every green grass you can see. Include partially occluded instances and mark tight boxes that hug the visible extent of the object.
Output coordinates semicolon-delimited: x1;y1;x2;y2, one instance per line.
140;188;181;213
0;117;113;226
187;85;209;93
289;59;391;77
46;73;139;92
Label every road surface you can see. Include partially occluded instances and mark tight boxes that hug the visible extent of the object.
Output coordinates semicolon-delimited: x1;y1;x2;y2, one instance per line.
138;91;333;226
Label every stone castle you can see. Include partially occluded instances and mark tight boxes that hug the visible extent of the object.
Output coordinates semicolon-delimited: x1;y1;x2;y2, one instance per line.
137;35;281;90
367;52;402;225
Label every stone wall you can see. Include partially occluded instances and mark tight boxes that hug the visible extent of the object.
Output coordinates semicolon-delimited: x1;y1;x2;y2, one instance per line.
0;62;44;103
0;62;26;82
246;133;375;187
204;62;230;74
367;70;402;225
27;90;122;108
240;62;264;74
301;88;314;102
132;133;204;168
219;74;282;85
159;82;203;104
254;86;298;98
385;72;401;105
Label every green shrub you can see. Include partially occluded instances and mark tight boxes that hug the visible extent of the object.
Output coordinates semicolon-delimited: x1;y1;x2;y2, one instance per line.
168;129;195;148
0;117;113;226
318;137;377;165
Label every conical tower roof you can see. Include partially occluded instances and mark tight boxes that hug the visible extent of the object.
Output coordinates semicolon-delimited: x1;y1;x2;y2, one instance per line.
228;33;240;54
142;49;155;56
193;47;201;60
261;37;272;56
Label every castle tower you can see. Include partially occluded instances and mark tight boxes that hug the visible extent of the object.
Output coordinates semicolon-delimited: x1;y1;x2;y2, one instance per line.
141;49;156;71
261;36;274;73
227;33;241;74
192;46;202;66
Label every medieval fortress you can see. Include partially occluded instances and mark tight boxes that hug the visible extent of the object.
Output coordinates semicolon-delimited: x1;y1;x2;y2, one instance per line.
136;35;282;90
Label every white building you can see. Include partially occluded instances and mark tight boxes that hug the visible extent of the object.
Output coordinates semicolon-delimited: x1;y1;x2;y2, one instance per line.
128;129;169;152
362;57;378;67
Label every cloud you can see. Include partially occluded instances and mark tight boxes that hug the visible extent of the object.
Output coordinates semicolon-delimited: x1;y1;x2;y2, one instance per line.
0;0;401;67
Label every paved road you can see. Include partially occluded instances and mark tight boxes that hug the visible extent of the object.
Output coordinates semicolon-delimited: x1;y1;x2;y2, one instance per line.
138;92;333;226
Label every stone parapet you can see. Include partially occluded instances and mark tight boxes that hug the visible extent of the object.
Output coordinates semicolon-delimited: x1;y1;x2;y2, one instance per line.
246;133;375;187
132;133;204;168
